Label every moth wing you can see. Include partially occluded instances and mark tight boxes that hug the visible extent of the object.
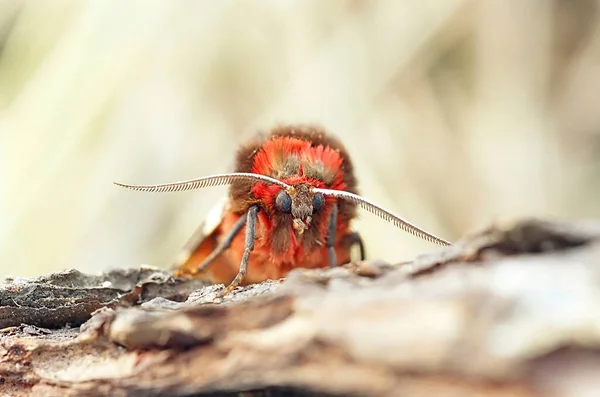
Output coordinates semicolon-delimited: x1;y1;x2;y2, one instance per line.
171;196;230;276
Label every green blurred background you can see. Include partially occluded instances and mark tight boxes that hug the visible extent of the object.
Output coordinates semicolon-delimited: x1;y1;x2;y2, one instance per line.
1;0;599;277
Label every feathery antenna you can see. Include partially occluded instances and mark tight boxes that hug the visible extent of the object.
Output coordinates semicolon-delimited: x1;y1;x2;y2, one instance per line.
114;172;289;193
314;188;451;246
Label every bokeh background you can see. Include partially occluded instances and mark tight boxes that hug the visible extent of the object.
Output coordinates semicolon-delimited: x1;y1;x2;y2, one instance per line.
1;0;599;278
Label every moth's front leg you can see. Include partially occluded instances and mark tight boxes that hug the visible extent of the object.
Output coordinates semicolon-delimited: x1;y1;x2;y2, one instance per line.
326;204;339;267
218;205;259;297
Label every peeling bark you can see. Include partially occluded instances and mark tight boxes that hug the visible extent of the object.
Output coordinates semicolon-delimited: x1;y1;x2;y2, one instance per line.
2;219;600;396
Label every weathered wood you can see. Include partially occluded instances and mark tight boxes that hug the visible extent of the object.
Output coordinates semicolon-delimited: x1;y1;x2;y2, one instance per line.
0;266;210;329
2;218;600;397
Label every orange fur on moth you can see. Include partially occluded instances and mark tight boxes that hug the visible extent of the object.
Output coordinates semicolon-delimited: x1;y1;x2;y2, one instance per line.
115;124;451;297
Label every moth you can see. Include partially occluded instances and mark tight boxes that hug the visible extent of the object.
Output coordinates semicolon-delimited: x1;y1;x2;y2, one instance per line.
115;125;451;296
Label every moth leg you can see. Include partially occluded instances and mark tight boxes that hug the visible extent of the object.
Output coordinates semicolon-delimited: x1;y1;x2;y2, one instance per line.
219;205;259;297
191;214;247;275
326;204;339;268
346;231;366;261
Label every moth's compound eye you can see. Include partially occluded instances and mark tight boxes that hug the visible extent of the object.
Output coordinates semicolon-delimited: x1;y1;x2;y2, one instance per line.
275;190;292;213
312;192;325;212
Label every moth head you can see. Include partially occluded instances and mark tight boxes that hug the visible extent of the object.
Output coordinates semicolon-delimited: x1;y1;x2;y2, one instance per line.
274;184;326;234
114;172;451;246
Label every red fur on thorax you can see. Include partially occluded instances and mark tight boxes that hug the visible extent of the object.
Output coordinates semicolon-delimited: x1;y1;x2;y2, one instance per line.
250;136;346;213
252;136;346;188
232;136;351;276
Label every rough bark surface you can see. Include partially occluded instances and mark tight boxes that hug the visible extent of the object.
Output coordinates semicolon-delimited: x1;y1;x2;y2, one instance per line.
2;218;600;396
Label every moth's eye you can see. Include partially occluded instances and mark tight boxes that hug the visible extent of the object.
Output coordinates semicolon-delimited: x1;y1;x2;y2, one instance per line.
312;192;325;212
275;190;292;213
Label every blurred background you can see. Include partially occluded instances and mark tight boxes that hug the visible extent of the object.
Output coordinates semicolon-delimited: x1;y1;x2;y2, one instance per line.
1;0;599;277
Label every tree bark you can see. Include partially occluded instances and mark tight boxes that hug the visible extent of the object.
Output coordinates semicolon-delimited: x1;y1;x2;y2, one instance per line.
2;218;600;397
